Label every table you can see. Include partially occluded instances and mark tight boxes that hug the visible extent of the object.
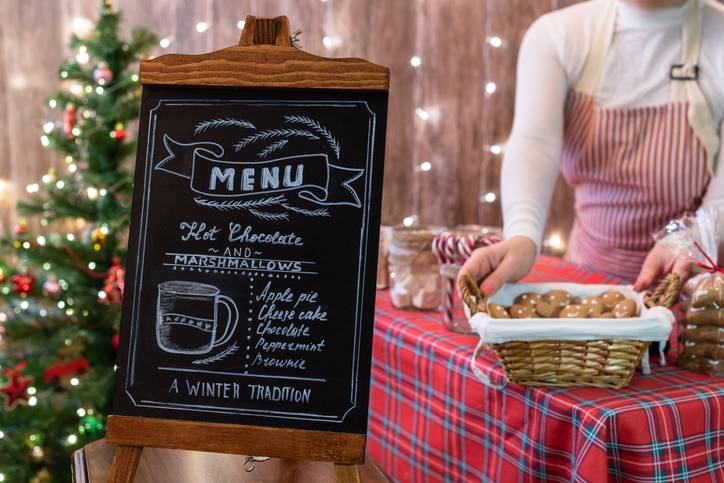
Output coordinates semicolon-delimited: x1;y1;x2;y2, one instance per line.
367;255;724;483
72;438;396;483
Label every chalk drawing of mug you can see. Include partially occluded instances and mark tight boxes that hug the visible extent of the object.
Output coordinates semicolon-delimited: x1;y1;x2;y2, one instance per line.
156;281;239;355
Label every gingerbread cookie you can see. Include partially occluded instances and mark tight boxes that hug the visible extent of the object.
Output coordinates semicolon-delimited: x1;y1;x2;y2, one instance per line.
581;296;604;317
601;291;626;311
691;286;724;309
509;304;532;319
535;301;563;318
487;303;511;319
682;341;724;360
514;292;543;310
685;307;724;326
684;325;724;344
591;311;614;318
560;304;587;318
679;356;724;375
612;299;637;318
545;290;573;308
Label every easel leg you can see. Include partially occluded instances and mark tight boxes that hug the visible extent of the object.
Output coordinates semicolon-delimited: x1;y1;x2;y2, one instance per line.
106;445;143;483
334;463;360;483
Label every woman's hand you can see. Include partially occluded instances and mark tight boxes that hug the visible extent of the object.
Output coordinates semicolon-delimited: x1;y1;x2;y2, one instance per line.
458;236;537;295
633;244;694;292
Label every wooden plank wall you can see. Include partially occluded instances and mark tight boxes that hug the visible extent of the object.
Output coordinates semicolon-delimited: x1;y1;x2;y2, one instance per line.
5;0;712;256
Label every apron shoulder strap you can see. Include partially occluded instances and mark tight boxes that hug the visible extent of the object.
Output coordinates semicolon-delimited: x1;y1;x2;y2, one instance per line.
574;0;618;95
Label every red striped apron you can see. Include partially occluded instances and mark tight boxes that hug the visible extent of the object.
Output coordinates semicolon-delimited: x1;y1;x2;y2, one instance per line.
559;0;717;280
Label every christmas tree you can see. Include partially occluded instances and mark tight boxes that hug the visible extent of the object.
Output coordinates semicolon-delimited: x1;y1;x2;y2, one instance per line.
0;2;156;481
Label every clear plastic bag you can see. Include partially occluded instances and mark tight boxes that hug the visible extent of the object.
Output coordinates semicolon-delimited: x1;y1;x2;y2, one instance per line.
663;207;724;374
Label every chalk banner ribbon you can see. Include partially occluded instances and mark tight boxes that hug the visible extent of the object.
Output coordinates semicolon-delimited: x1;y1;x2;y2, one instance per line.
155;135;364;207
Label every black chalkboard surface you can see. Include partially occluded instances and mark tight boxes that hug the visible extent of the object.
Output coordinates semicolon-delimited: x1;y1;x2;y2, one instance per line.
113;87;387;436
106;17;389;475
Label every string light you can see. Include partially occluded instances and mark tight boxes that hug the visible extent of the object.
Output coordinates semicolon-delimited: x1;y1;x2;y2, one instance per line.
160;36;174;48
323;37;333;49
410;56;421;67
43;122;54;133
420;162;431;171
543;234;564;248
76;46;90;64
487;36;502;47
196;22;208;32
237;20;246;29
415;108;429;120
403;217;415;227
486;82;496;95
484;192;496;202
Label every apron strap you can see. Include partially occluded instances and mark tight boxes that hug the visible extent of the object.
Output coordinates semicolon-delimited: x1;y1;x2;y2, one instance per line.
574;0;618;95
672;0;720;173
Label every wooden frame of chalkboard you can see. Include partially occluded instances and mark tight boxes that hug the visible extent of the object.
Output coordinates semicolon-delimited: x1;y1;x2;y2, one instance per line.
105;15;388;483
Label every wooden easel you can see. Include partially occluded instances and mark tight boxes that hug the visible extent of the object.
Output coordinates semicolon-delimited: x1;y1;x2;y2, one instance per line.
104;15;388;483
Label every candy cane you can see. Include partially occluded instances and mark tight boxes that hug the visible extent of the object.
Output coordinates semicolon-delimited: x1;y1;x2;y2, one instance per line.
439;234;459;328
458;235;477;264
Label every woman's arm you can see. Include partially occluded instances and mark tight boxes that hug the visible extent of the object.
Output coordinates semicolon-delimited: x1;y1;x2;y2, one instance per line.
501;16;569;254
460;16;570;292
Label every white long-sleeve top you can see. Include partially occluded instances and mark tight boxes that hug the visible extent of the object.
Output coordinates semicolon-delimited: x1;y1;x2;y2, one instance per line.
502;0;724;253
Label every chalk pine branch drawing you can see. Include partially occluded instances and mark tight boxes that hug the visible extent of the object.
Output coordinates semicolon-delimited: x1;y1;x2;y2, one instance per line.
285;115;341;158
194;118;256;135
178;114;354;219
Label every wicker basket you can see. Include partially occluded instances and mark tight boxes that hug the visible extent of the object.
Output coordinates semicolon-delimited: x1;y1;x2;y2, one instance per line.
459;274;679;389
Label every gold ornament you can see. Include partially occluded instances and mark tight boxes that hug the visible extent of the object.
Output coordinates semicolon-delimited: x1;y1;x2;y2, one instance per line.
30;445;44;463
30;468;52;483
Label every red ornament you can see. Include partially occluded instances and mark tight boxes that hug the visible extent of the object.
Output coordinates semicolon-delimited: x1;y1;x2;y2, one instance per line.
44;342;89;384
99;257;125;305
12;273;35;298
93;61;113;85
43;356;90;384
111;333;119;351
63;103;77;141
14;221;27;234
0;361;32;409
111;124;126;142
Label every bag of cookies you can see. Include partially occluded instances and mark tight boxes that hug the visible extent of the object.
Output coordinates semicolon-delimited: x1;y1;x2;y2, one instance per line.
660;207;724;375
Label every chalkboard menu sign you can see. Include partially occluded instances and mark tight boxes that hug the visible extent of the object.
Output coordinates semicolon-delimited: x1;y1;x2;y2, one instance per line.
106;16;389;471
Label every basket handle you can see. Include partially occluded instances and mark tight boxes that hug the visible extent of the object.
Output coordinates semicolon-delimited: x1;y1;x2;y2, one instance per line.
458;275;489;316
643;273;680;309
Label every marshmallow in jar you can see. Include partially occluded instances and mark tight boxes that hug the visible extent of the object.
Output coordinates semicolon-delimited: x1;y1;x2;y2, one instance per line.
389;225;445;311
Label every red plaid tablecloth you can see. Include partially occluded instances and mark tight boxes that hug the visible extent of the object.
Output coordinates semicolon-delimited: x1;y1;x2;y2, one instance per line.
367;255;724;483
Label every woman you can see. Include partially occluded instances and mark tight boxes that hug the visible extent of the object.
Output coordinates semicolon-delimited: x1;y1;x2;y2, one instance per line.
460;0;724;293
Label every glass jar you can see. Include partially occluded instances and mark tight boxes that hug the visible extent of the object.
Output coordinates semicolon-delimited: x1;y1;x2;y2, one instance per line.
389;225;445;311
442;224;502;334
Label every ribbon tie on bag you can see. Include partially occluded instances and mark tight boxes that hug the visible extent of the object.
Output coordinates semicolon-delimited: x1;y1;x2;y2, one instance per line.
694;241;724;274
